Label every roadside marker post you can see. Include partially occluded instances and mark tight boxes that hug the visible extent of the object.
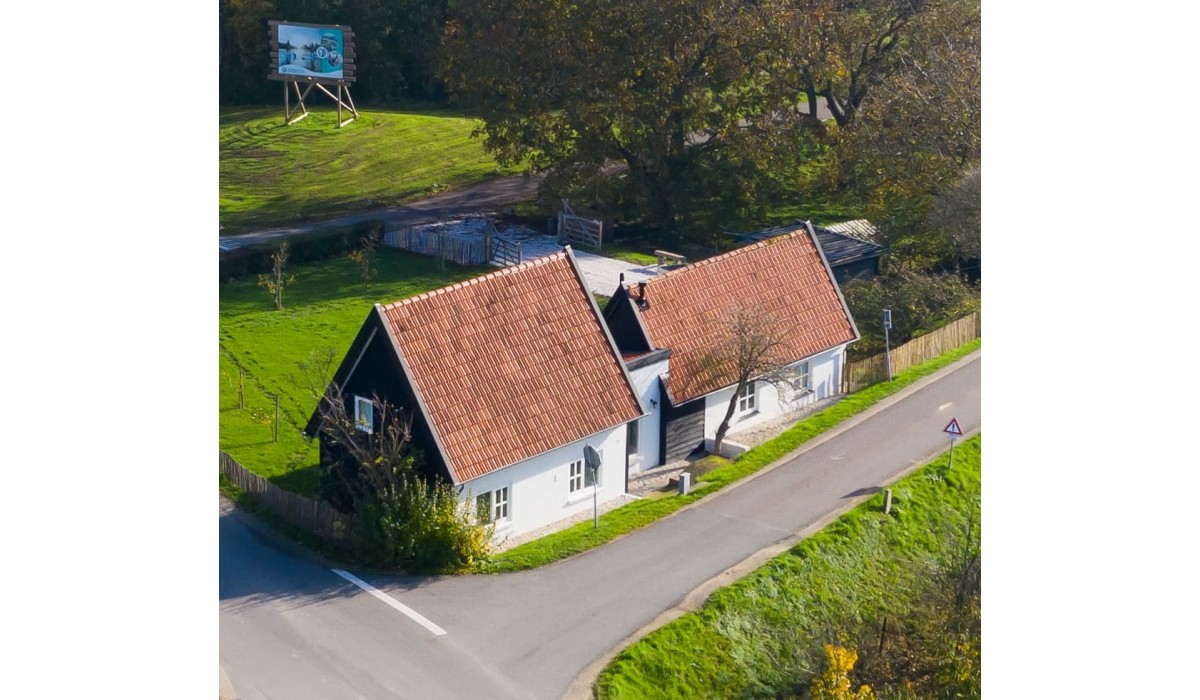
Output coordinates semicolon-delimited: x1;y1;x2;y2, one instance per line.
883;309;893;381
943;418;963;473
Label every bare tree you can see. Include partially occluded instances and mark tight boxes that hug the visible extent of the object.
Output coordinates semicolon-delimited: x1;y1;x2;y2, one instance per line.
699;303;799;455
257;241;296;310
348;225;381;292
288;348;340;403
312;381;417;508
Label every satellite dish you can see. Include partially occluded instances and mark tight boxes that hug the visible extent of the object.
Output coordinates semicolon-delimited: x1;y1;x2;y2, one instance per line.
583;445;601;473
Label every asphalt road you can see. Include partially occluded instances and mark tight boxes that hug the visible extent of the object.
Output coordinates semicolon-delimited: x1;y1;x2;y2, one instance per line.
220;351;980;699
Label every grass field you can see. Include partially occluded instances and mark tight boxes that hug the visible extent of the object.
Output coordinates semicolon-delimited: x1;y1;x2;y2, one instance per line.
219;247;490;494
219;106;521;234
596;434;982;699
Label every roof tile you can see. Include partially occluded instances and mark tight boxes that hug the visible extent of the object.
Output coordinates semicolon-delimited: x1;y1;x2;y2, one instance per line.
630;227;857;404
380;251;642;483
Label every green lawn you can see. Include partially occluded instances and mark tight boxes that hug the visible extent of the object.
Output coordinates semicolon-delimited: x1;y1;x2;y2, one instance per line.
219;248;491;494
479;339;980;573
596;434;982;699
219;106;521;234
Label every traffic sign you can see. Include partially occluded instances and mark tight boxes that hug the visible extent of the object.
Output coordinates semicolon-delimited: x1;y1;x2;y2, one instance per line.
943;418;963;438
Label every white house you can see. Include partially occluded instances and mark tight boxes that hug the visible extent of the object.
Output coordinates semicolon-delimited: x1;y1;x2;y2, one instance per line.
601;223;860;464
305;249;645;542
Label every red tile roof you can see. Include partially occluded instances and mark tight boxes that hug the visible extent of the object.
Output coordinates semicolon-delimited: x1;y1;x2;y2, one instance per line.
378;251;643;483
628;227;858;404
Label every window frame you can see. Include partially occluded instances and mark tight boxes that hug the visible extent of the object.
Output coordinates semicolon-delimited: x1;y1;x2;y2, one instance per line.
569;459;584;493
477;486;511;524
737;381;757;413
354;395;374;433
797;361;811;392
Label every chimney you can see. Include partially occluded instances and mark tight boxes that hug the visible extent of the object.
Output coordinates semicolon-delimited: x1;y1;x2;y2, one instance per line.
636;281;649;309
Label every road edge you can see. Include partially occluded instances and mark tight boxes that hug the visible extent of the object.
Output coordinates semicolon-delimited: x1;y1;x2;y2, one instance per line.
562;349;981;699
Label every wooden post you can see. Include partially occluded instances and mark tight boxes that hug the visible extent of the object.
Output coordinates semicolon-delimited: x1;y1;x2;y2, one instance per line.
284;81;289;125
273;395;280;442
238;367;245;409
883;488;893;514
878;617;888;654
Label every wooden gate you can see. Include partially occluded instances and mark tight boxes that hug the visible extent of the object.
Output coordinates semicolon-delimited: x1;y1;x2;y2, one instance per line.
558;199;603;251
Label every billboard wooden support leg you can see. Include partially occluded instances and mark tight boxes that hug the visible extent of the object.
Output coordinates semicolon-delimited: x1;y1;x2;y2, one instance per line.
313;82;358;127
283;80;312;126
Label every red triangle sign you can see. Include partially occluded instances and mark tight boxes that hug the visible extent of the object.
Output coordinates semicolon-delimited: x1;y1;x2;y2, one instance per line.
944;418;963;438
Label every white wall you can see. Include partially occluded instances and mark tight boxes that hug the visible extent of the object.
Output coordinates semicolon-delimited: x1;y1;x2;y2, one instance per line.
702;344;846;440
458;425;627;543
625;357;668;473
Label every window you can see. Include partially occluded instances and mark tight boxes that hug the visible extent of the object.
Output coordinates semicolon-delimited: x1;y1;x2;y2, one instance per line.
569;460;584;493
477;486;510;523
627;420;639;456
737;382;757;413
354;395;374;433
797;361;811;392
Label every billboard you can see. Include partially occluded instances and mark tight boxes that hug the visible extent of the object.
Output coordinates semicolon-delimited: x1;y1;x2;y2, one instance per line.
269;21;355;84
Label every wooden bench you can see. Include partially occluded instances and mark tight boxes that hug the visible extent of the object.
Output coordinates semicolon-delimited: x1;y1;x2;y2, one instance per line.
654;249;686;268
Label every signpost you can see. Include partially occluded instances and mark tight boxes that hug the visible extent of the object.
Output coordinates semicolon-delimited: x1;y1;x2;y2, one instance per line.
584;445;601;529
943;417;963;473
883;309;893;381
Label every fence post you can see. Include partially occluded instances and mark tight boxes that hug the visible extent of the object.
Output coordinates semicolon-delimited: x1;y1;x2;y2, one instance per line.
273;395;280;442
238;367;245;409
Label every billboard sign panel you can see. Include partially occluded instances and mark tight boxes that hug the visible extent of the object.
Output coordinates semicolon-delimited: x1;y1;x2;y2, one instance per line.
269;21;355;84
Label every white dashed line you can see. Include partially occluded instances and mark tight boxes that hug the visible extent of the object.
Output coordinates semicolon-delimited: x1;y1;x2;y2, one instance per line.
939;402;953;411
332;569;447;636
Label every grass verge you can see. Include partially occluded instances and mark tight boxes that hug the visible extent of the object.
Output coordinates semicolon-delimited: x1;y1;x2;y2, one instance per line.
595;434;981;698
477;338;980;573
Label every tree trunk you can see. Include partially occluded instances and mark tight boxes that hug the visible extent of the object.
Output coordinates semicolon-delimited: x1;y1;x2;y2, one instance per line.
712;383;743;455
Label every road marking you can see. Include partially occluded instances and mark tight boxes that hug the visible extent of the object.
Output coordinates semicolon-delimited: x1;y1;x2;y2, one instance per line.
331;569;447;636
939;402;953;411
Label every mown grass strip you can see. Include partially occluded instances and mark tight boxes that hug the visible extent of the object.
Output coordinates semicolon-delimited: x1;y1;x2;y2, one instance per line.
478;338;980;573
220;106;521;234
596;434;982;699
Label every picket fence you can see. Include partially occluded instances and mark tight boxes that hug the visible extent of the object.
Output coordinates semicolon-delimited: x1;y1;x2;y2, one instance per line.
219;450;355;545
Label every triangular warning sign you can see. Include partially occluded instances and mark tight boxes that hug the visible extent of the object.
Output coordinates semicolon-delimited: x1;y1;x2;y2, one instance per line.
944;418;963;438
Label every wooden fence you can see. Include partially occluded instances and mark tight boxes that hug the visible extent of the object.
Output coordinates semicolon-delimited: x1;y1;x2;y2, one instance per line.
220;450;355;545
842;311;981;393
558;199;603;251
383;223;493;266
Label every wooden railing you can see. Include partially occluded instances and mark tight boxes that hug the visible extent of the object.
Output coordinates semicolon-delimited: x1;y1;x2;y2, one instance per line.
220;450;355;545
843;311;981;393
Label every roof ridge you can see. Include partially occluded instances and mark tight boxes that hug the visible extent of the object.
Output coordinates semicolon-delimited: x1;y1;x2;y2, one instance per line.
379;249;569;311
648;225;807;283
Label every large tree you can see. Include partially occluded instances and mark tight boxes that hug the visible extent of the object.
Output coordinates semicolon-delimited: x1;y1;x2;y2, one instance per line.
441;0;802;233
831;0;981;267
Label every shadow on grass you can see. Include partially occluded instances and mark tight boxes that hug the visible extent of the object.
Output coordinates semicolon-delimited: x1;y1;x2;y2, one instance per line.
223;440;276;449
842;486;882;499
270;463;322;496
